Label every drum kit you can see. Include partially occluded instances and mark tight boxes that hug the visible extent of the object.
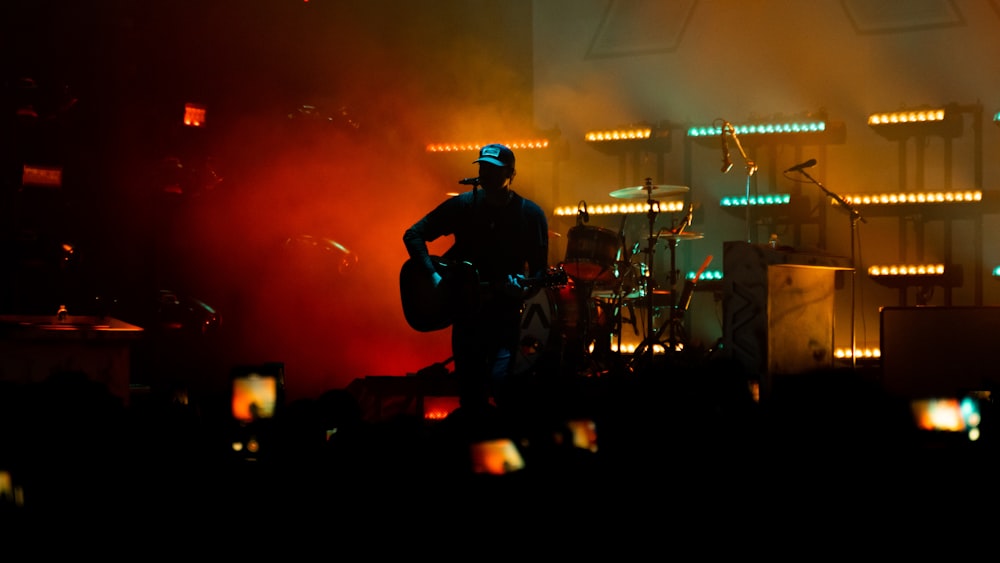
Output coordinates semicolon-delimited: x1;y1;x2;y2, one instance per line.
518;178;705;378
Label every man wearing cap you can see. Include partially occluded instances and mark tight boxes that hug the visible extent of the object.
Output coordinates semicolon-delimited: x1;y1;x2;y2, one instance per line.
403;143;549;421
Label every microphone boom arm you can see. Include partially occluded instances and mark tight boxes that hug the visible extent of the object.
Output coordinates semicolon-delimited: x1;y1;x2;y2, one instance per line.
798;168;866;224
727;123;757;177
721;119;758;242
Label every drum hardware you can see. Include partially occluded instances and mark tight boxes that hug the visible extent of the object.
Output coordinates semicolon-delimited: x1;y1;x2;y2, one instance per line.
608;290;672;354
608;184;689;200
604;181;707;367
632;230;706;356
514;279;614;378
599;246;657;355
638;252;713;358
651;203;705;350
558;183;703;376
611;178;682;366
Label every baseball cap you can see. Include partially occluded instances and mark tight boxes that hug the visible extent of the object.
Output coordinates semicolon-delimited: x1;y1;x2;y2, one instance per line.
473;143;515;168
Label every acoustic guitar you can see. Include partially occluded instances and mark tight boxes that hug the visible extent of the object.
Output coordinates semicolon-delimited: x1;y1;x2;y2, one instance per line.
399;255;567;332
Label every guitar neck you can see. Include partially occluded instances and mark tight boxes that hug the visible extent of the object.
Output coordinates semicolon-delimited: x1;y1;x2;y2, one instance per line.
482;271;566;290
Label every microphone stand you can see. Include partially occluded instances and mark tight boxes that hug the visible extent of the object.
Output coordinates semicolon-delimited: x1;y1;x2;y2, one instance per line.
725;122;758;243
795;168;867;371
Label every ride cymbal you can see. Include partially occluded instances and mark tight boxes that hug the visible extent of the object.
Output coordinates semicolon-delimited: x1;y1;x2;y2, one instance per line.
609;184;689;199
657;230;704;241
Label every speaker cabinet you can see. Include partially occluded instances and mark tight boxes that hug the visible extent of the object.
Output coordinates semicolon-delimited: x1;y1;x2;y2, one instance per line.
722;241;852;399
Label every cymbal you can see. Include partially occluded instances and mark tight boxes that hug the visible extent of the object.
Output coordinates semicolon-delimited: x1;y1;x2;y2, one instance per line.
657;230;704;241
609;184;689;199
592;288;670;301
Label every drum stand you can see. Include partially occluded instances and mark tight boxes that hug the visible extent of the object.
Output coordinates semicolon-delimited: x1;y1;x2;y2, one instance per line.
646;235;689;352
629;184;670;367
629;200;695;368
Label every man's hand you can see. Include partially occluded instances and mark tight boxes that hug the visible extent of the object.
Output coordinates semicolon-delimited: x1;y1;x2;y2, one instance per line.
431;271;443;288
500;274;528;298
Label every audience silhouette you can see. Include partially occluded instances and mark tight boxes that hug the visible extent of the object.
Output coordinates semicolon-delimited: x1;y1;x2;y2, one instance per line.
1;357;995;534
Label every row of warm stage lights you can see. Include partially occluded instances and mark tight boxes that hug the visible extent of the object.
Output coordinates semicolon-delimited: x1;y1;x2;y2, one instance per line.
868;109;945;126
868;264;945;277
425;140;551;153
835;347;881;360
553;201;686;216
841;191;982;205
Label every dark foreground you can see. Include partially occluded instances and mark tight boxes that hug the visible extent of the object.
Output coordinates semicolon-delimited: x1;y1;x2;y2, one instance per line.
1;353;995;547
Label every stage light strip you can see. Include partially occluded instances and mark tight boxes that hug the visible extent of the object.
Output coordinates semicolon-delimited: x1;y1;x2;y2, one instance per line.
868;108;946;126
866;106;963;140
835;347;881;360
584;126;653;142
687;120;827;138
867;264;945;277
553;201;685;216
687;269;722;281
426;139;551;153
720;194;791;207
840;190;982;205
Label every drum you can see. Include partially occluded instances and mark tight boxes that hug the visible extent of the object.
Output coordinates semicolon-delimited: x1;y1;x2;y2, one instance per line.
562;225;620;284
513;283;611;375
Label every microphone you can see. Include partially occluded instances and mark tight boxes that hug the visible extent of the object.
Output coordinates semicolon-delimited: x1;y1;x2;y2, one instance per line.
784;159;817;173
720;122;733;174
458;177;479;185
577;201;589;225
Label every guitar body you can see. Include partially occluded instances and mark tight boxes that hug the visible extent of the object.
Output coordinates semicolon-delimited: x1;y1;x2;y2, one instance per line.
400;256;569;333
400;256;480;332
